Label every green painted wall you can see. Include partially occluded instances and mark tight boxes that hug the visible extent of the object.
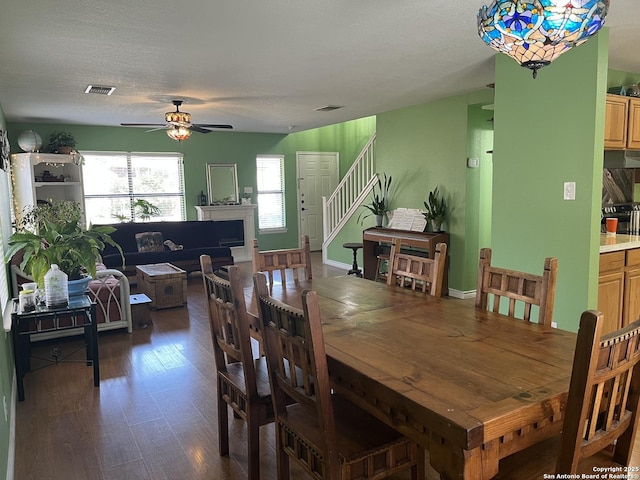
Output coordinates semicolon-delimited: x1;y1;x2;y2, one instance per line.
491;31;608;332
7;117;375;254
607;69;640;89
0;104;13;480
373;89;493;292
465;105;494;292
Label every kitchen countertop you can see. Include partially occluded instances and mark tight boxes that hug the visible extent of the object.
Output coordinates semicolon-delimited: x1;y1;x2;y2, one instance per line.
600;233;640;253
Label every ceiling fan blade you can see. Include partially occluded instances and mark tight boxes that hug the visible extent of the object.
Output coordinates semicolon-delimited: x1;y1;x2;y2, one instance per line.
121;123;166;127
194;124;233;130
188;125;213;134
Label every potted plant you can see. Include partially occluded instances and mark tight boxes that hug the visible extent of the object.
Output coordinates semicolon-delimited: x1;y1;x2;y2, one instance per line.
423;186;446;232
6;201;124;291
132;199;161;221
45;131;77;154
359;173;392;227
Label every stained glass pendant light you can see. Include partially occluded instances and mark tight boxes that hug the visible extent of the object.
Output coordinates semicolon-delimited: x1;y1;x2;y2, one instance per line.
477;0;609;78
165;103;192;141
166;126;191;141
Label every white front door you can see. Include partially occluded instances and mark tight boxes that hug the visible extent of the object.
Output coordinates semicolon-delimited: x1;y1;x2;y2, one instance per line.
296;152;339;251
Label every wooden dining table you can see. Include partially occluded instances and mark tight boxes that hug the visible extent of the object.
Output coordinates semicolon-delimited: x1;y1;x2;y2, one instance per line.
244;275;577;480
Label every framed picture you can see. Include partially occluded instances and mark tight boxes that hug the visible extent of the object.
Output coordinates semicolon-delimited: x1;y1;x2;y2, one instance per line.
206;163;239;204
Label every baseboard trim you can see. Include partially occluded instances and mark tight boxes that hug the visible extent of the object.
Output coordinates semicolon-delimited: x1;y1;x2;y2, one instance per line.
448;289;477;300
323;259;352;271
6;371;15;480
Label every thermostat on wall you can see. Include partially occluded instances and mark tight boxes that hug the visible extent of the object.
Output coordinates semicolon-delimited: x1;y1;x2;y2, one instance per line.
467;157;479;168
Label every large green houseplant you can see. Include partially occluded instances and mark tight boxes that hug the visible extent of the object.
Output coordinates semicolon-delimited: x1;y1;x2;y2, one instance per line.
6;201;124;285
359;173;392;227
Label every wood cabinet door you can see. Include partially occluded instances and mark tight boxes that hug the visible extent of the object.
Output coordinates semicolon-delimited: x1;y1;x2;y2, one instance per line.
598;270;624;334
627;98;640;150
605;94;629;150
624;267;640;326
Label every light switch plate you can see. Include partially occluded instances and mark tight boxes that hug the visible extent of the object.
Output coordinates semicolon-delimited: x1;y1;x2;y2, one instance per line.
563;181;576;200
467;157;479;168
244;186;253;194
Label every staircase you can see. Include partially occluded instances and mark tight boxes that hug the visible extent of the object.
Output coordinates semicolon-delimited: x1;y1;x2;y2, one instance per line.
322;132;377;252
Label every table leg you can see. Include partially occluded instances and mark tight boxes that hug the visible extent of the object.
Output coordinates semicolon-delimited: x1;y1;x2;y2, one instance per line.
429;437;496;480
90;303;99;386
12;328;25;402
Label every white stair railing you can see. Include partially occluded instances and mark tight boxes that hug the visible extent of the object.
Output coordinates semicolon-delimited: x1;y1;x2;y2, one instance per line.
322;133;376;249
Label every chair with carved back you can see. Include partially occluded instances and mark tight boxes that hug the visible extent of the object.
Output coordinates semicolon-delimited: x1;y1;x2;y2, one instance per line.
199;255;273;480
252;235;312;292
495;311;640;478
386;239;447;297
475;247;558;325
252;271;425;480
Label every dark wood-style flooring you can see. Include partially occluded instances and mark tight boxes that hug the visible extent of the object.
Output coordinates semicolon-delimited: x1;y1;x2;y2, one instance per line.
12;254;640;479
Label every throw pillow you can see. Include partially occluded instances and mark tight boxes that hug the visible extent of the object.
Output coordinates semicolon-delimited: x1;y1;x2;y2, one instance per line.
163;239;184;251
135;232;164;252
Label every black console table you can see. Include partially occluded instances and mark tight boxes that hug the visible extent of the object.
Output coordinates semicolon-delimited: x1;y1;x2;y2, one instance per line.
11;295;99;401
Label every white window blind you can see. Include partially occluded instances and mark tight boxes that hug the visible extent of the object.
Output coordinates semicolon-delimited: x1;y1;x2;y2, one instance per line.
256;155;285;230
82;151;185;224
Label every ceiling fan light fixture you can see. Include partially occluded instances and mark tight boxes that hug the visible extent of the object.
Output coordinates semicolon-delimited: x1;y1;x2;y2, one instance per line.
165;110;191;124
477;0;609;78
167;126;191;142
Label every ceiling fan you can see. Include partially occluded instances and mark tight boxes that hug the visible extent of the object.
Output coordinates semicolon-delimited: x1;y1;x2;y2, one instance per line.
120;100;233;141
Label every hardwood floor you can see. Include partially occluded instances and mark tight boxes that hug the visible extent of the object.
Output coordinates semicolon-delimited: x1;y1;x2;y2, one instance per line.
12;253;640;479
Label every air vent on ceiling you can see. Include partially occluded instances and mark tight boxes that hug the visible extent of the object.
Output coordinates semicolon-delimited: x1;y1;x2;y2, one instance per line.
84;85;116;95
314;105;344;112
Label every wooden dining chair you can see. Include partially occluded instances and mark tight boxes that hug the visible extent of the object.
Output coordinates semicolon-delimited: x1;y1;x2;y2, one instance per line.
475;247;558;325
387;238;447;297
252;271;426;480
495;311;640;478
199;255;274;480
252;235;312;291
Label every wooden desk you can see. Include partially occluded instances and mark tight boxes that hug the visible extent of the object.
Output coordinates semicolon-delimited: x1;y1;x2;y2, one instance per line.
362;227;449;293
246;275;575;480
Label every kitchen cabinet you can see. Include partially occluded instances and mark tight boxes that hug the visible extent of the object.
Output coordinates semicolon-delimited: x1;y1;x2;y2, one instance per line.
598;251;625;334
604;94;629;150
624;248;640;325
11;152;86;227
604;94;640;150
598;247;640;334
627;98;640;150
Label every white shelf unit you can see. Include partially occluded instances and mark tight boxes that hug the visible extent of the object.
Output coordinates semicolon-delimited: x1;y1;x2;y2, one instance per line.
11;153;86;227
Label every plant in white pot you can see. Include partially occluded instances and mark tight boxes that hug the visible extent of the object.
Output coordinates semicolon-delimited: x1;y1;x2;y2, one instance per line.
6;201;124;296
358;173;392;227
423;186;447;232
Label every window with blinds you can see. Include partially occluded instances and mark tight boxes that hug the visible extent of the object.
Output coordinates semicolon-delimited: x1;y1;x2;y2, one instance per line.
82;152;185;224
256;155;286;231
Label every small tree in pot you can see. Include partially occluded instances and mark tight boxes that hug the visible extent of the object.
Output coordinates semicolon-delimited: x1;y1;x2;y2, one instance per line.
45;131;77;154
423;186;447;232
358;173;392;227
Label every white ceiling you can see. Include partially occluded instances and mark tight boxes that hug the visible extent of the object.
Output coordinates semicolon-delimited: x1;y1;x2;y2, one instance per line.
0;0;639;135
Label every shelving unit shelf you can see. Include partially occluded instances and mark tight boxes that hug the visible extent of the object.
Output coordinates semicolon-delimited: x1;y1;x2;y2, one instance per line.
11;152;86;227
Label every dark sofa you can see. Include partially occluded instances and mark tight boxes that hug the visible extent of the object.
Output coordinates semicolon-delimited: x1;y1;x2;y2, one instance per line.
100;221;235;280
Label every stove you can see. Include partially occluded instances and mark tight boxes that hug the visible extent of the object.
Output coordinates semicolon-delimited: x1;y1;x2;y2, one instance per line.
602;203;640;234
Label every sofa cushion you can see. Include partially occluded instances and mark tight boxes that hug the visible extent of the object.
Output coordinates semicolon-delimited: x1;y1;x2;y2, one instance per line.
135;231;164;252
101;246;233;271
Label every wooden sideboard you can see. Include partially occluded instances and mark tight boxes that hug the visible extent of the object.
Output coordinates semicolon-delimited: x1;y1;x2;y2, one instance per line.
362;227;450;294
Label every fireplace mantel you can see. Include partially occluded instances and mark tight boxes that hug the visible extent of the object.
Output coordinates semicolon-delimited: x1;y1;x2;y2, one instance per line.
195;205;257;262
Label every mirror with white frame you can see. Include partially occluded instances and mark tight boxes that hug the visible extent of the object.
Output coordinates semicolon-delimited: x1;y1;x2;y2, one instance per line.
206;163;239;204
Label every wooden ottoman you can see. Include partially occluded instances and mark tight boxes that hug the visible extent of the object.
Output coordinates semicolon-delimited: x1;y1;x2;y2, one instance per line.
135;263;187;309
